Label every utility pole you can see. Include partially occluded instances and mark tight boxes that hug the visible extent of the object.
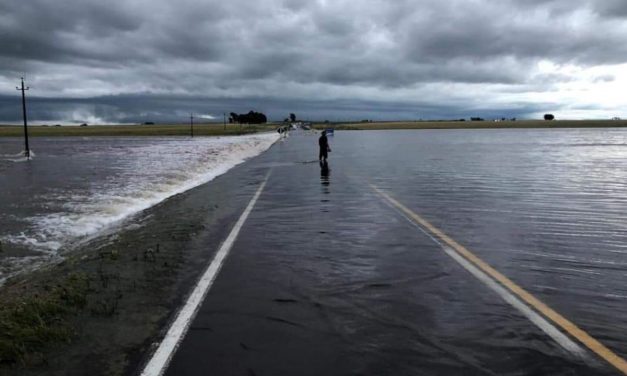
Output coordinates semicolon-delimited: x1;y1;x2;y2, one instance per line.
190;113;194;138
223;112;226;131
16;77;30;159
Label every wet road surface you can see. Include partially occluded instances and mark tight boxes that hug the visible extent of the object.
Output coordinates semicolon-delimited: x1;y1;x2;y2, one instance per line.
160;130;626;375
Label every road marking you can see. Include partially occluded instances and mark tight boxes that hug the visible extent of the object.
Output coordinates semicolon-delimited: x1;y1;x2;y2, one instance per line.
141;173;271;376
372;186;627;375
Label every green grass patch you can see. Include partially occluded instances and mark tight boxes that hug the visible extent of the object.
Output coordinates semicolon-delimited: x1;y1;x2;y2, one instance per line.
3;120;626;137
0;273;89;366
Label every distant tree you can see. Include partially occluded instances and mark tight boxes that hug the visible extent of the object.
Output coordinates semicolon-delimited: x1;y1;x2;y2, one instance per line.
283;118;289;123
470;117;484;121
544;114;555;121
230;110;267;124
258;112;268;124
229;112;239;124
289;113;296;122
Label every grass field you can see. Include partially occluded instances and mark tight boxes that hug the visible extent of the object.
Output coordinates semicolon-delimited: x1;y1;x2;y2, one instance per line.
0;123;275;137
314;119;627;130
2;120;627;137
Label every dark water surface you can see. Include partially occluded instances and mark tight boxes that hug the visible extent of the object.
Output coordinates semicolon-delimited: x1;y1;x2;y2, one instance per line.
165;129;627;376
3;129;627;375
344;129;627;359
0;134;278;281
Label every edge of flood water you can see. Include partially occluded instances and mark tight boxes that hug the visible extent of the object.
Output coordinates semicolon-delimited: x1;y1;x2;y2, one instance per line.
0;143;274;375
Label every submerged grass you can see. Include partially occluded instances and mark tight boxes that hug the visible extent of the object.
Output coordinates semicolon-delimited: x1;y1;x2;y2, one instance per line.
0;124;275;137
0;273;89;366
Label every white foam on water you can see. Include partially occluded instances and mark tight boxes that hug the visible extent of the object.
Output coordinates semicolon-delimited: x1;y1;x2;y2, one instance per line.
0;150;34;162
1;133;279;254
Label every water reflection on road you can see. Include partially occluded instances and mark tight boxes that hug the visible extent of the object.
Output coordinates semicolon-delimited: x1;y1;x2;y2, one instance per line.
320;160;330;188
168;129;627;376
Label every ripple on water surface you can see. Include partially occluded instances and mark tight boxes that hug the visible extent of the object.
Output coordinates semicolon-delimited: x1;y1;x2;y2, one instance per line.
0;133;279;281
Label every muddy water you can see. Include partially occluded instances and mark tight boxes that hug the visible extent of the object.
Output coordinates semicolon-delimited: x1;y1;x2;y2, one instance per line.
0;133;278;282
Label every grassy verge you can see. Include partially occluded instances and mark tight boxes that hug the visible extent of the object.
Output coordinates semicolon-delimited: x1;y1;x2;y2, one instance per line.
0;237;184;374
0;273;89;366
0;172;247;375
0;124;276;137
313;120;627;130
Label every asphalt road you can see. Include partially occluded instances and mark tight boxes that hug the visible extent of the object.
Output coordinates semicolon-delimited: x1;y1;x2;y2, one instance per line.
155;132;622;376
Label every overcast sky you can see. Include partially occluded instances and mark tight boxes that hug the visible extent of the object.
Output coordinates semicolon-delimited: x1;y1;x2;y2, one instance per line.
1;0;627;123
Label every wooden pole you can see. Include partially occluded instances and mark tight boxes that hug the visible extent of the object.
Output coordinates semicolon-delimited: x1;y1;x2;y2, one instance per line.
190;113;194;138
16;77;30;159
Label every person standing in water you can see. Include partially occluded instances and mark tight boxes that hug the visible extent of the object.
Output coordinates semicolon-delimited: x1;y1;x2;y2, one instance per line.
318;130;331;161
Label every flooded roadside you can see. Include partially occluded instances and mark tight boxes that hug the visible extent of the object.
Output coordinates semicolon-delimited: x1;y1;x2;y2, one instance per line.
0;146;275;375
3;128;627;375
0;134;278;283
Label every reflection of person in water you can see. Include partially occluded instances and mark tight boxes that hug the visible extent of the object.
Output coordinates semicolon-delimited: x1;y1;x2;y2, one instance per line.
318;130;331;161
320;160;330;186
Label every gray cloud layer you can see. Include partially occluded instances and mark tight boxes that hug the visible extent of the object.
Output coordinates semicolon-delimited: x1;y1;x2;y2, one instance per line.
1;0;626;122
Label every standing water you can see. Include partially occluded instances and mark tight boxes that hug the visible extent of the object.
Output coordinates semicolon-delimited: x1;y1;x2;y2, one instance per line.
0;133;278;282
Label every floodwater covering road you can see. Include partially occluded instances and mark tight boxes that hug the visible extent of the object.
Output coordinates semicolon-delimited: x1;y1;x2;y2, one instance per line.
156;129;627;375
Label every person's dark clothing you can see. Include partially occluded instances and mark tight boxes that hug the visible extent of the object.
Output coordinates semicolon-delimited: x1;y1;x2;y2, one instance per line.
319;133;329;161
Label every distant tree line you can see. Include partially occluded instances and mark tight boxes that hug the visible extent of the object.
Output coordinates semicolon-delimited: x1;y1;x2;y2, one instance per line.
229;111;267;124
283;113;297;123
469;117;517;122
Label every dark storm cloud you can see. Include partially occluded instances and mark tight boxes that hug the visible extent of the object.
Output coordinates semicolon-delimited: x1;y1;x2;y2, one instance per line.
0;2;141;63
401;1;627;66
0;0;626;121
591;0;627;17
0;94;543;124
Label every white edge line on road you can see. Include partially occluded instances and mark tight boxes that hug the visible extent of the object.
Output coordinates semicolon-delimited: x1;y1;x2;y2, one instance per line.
441;244;586;357
140;173;270;376
378;192;588;358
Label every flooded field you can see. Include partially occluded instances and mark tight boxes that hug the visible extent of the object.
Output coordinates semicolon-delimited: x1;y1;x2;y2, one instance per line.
2;128;627;375
0;133;278;282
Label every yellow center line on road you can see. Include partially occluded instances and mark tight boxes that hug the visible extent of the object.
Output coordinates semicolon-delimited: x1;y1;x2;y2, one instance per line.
371;185;627;375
